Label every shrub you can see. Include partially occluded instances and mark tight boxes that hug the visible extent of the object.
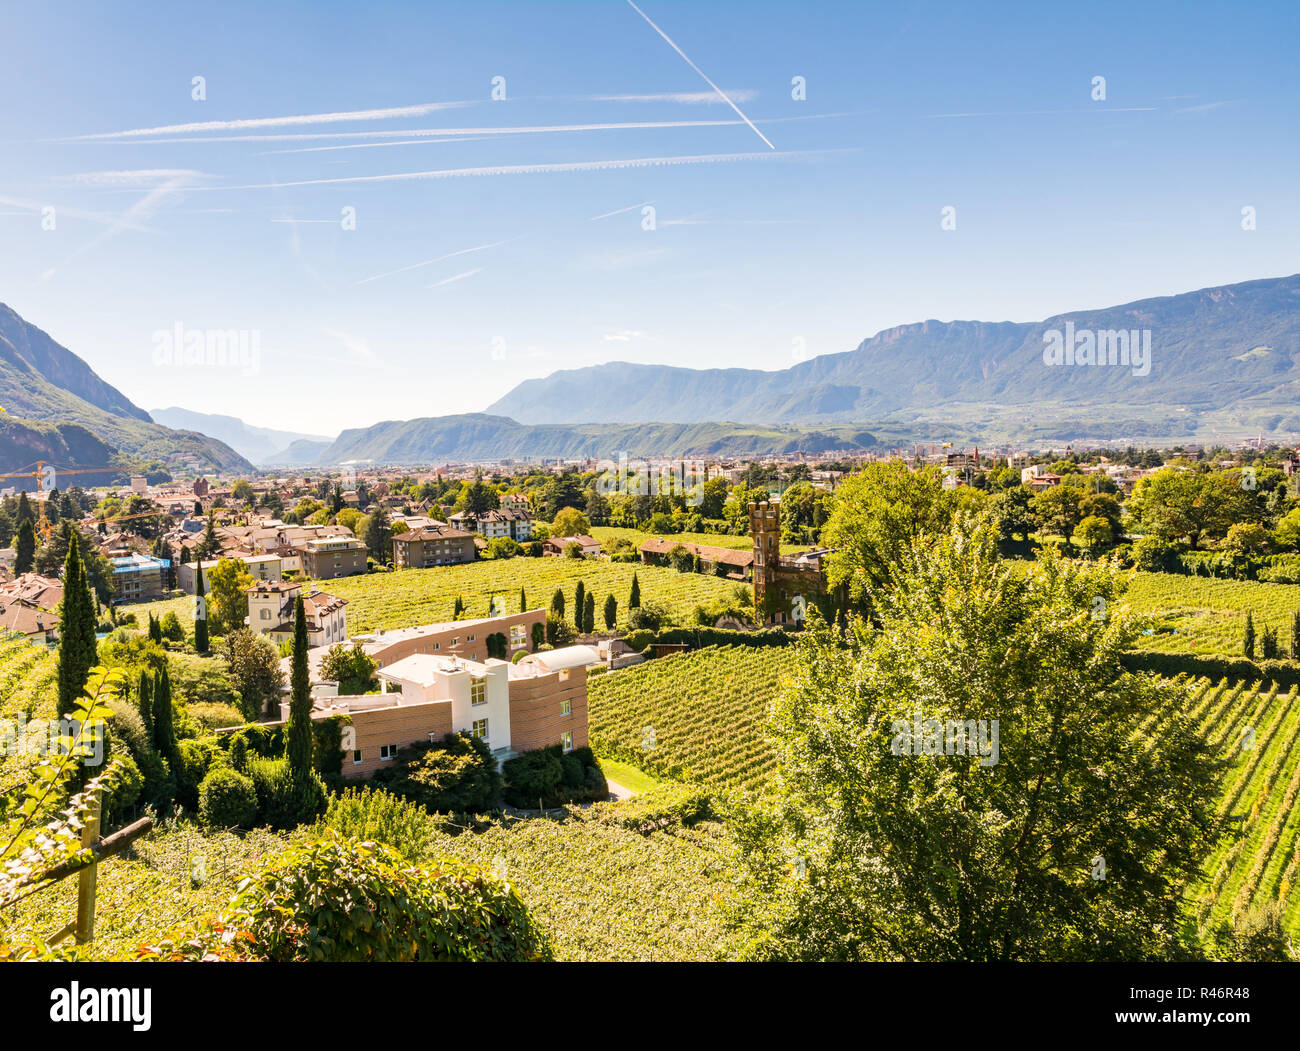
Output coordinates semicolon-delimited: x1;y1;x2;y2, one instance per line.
198;767;259;829
502;745;607;808
249;756;327;829
545;611;576;646
371;732;502;813
311;713;351;777
137;834;551;961
106;698;150;762
319;785;435;860
592;783;712;834
176;738;219;810
627;602;672;632
187;702;245;731
105;754;144;820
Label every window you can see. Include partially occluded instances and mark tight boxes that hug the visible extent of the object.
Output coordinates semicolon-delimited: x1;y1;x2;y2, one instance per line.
467;634;476;642
470;677;487;706
561;697;571;716
560;730;573;751
510;624;526;645
472;718;489;740
451;637;460;647
352;750;362;765
379;744;398;760
260;608;269;620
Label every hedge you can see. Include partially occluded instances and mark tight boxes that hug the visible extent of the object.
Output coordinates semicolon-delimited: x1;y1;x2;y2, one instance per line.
1122;649;1300;688
622;625;795;655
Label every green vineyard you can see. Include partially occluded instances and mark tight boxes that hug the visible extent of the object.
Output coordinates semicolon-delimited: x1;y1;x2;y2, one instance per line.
133;558;745;636
1127;573;1300;658
1185;676;1300;947
589;644;798;791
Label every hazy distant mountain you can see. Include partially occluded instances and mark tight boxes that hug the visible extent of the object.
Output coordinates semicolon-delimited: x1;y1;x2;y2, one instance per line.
0;304;252;474
267;438;334;466
149;407;333;465
316;414;880;465
486;274;1300;429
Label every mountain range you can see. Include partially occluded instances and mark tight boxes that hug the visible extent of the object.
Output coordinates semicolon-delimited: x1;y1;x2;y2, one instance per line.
148;407;333;466
0;304;251;479
486;273;1300;432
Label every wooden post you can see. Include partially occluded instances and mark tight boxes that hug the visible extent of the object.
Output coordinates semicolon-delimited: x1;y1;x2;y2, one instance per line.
74;795;102;945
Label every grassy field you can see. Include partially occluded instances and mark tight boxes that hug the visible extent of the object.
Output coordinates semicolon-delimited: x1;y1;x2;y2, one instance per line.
131;558;746;636
596;755;663;795
589;644;798;791
1127;573;1300;657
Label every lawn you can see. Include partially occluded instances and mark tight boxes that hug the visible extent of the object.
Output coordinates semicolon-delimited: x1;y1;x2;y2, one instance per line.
595;755;663;795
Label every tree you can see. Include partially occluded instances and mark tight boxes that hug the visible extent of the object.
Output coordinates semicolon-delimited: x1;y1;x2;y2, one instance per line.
551;507;591;538
55;532;98;717
207;557;255;635
1073;515;1115;556
452;595;465;620
519;587;528;612
1292;611;1300;661
152;667;181;773
732;521;1218;961
226;628;286;720
1030;484;1085;538
545;611;576;646
820;462;960;618
1128;469;1251;550
550;588;565;618
320;642;378;695
486;536;521;560
667;544;695;573
629;573;641;609
574;581;585;625
287;596;314;779
604;594;617;631
1273;507;1300;551
531;621;545;650
1223;522;1269;556
364;511;391;564
148;613;163;644
14;520;36;575
194;561;210;653
1243;612;1256;660
16;491;34;524
1260;626;1280;660
582;592;595;634
198;513;223;560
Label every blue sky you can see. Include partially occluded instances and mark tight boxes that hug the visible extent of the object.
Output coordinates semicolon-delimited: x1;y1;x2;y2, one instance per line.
1;0;1296;436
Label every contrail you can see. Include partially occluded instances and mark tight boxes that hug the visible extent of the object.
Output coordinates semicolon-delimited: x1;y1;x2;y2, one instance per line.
65;101;474;140
429;267;484;288
625;0;775;150
357;240;512;285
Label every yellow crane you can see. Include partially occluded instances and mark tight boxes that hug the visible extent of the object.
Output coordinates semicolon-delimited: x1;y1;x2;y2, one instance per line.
0;460;116;539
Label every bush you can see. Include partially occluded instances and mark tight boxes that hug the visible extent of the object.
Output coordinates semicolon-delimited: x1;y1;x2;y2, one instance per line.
545;611;576;646
592;783;712;834
175;738;219;810
502;745;607;808
198;767;259;828
187;702;245;730
137;834;551;961
627;602;672;632
105;754;144;820
622;624;794;655
1120;649;1300;689
249;756;328;829
370;732;502;813
106;698;149;762
319;785;435;860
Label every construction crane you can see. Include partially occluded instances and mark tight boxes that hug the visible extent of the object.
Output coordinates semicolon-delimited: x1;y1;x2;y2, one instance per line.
0;460;117;539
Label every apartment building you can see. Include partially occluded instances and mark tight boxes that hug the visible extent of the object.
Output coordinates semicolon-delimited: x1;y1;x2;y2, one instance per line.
245;579;348;647
300;536;367;579
391;524;477;568
448;508;535;542
110;553;169;604
296;645;591;778
178;553;283;594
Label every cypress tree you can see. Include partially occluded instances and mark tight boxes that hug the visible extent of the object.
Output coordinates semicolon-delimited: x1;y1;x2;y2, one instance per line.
520;587;527;612
583;592;595;634
452;594;465;619
574;581;585;626
55;532;98;717
604;594;617;631
1243;612;1256;660
137;669;154;737
551;588;565;618
286;596;314;780
629;572;641;609
14;520;36;575
16;490;34;524
194;564;209;653
1291;611;1300;661
153;667;180;770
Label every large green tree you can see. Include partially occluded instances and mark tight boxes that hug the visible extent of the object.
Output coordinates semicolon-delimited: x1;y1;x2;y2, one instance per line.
286;596;314;780
14;519;36;575
55;532;98;717
732;520;1218;961
1128;468;1252;550
194;560;210;653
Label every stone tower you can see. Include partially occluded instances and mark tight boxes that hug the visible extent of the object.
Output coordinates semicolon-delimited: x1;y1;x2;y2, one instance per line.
749;500;780;620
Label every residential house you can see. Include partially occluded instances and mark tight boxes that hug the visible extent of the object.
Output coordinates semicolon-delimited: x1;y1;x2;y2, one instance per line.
245;579;348;647
638;538;753;580
178;554;283;594
299;536;367;579
448;508;535;542
391;524;477;569
541;534;601;558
